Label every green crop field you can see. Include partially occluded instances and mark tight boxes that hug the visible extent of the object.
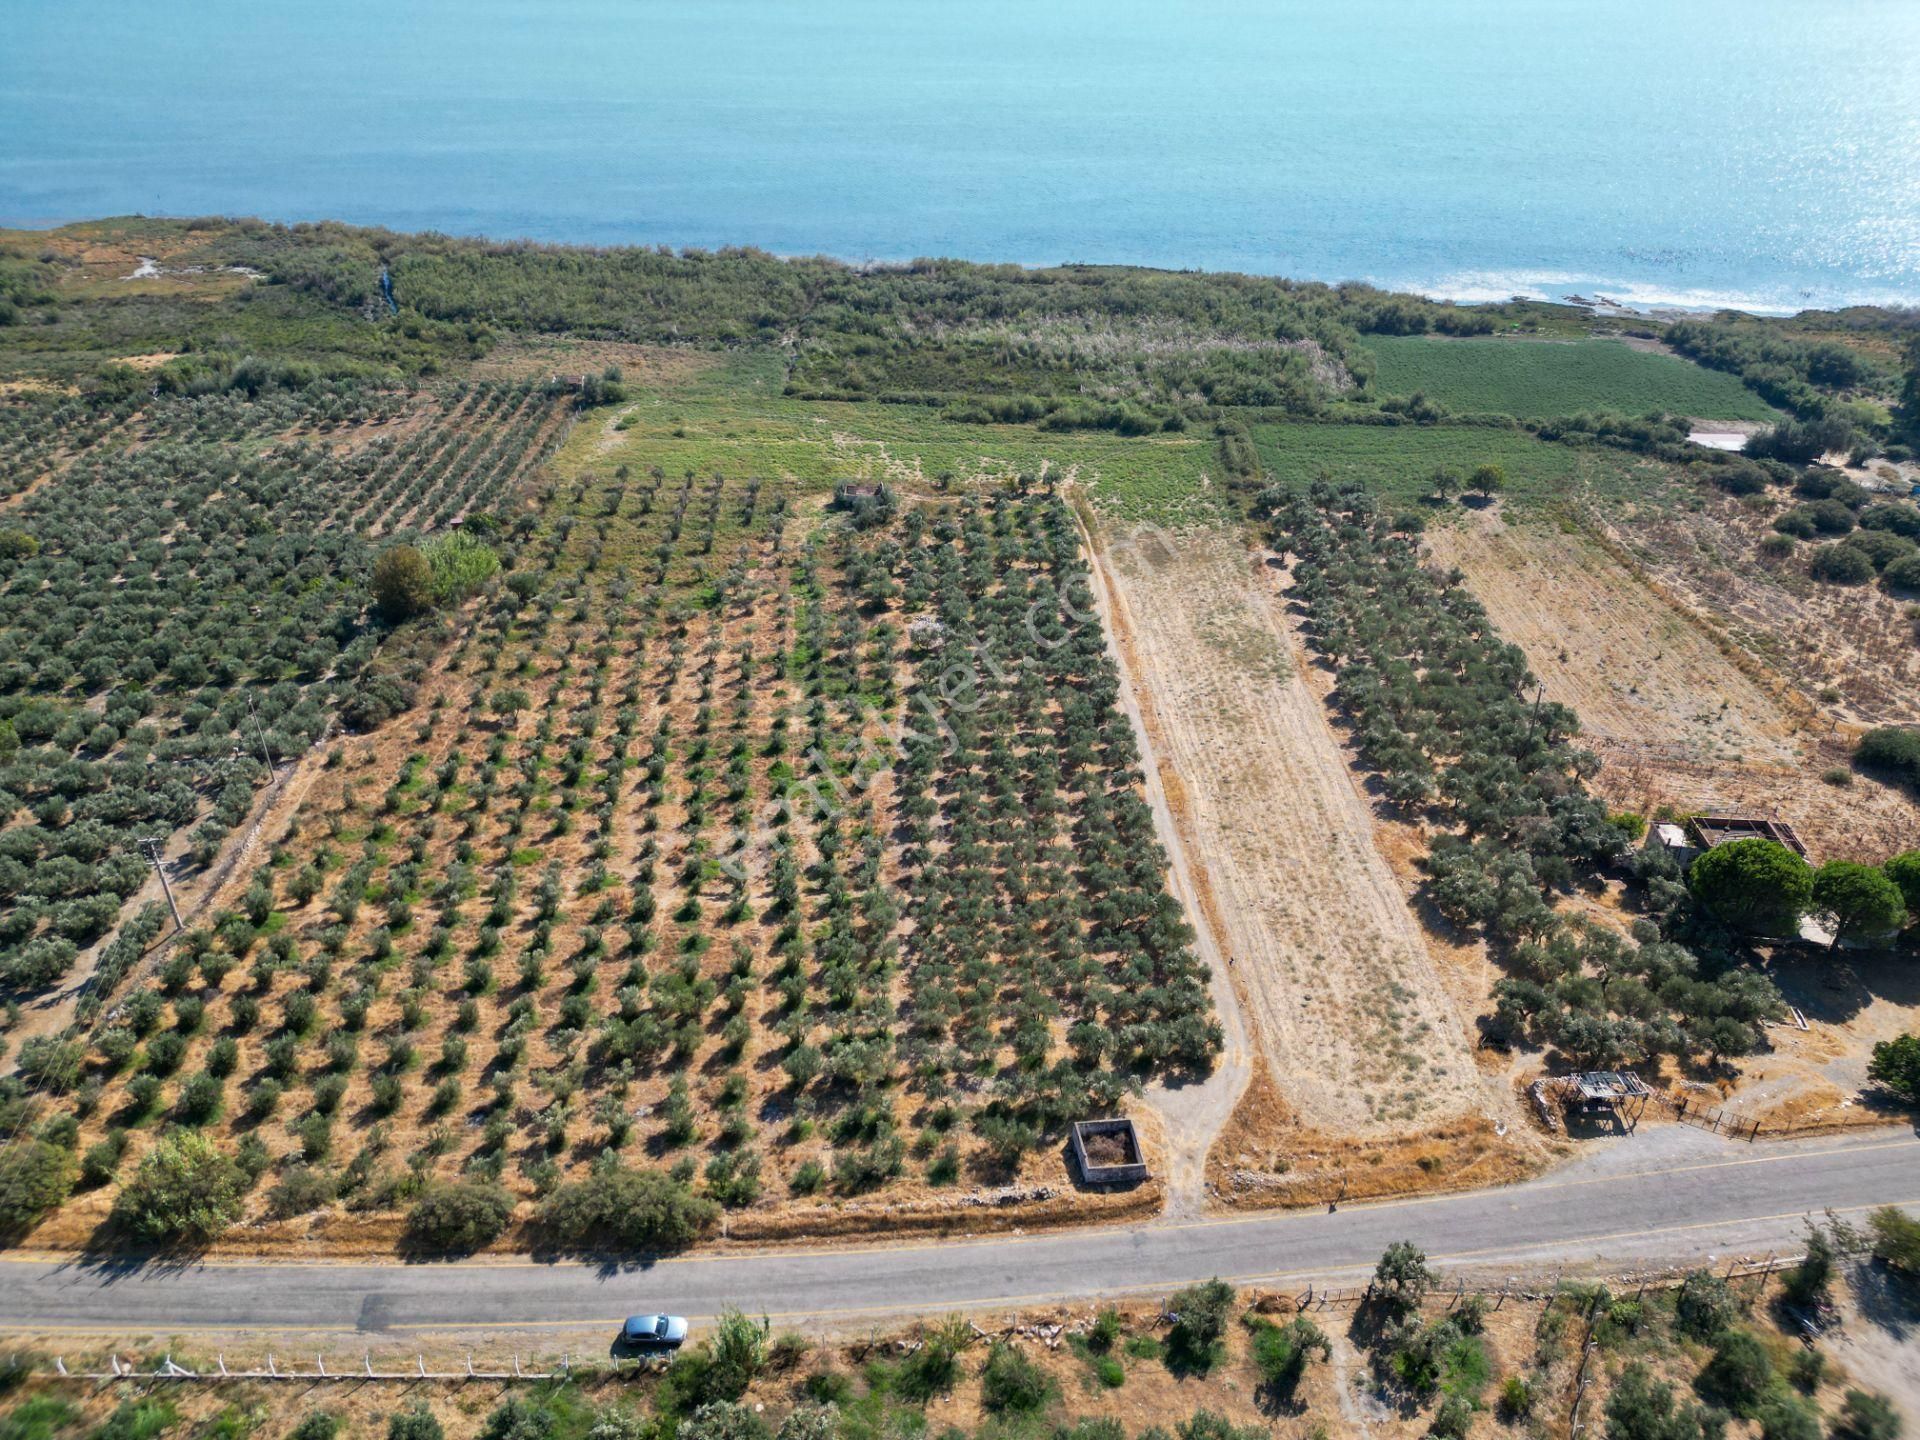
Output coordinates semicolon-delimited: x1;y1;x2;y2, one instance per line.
572;352;1233;525
1250;420;1685;511
1360;336;1780;421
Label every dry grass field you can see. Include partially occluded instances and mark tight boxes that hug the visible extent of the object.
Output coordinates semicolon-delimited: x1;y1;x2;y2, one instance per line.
1605;490;1920;732
1425;508;1920;863
1422;504;1920;1132
1094;524;1535;1203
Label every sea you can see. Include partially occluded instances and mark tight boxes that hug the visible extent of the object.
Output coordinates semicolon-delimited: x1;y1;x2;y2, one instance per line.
4;0;1918;314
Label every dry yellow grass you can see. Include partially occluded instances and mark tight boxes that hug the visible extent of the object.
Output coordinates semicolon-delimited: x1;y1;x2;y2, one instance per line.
1426;507;1920;862
1101;526;1501;1138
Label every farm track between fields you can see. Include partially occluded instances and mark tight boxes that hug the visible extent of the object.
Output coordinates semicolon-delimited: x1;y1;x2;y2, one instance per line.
1077;511;1251;1218
1096;525;1505;1148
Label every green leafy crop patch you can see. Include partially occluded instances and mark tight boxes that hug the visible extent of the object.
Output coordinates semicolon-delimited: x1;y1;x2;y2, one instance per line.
1360;336;1779;421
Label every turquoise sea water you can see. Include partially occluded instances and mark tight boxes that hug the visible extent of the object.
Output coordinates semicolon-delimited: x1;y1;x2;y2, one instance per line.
4;0;1918;312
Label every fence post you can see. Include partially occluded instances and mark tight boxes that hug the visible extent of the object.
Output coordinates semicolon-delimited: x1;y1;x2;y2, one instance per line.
267;1355;276;1379
218;1355;228;1377
365;1352;375;1378
317;1355;326;1378
55;1358;67;1377
467;1354;475;1379
418;1356;427;1379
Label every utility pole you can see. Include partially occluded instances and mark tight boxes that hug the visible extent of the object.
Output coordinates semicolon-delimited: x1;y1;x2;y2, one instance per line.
246;696;276;773
137;837;184;931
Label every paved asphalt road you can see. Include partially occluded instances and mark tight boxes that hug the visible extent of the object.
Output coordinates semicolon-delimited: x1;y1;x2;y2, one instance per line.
2;1128;1915;1337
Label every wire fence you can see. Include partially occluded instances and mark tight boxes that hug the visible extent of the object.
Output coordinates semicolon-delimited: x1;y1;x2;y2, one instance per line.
46;1350;597;1384
1283;1250;1799;1314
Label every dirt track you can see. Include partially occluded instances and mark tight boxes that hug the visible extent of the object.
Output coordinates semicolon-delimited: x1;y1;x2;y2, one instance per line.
1100;525;1492;1137
1076;510;1252;1215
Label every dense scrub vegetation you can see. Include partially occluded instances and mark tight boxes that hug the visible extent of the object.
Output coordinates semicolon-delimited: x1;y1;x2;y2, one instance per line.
1664;319;1893;421
1264;482;1786;1072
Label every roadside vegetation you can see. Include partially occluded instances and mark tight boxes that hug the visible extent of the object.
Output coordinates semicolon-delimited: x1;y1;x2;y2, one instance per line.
1;1233;1913;1440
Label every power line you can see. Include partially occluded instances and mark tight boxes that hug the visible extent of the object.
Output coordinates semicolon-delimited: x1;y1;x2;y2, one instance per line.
136;836;184;932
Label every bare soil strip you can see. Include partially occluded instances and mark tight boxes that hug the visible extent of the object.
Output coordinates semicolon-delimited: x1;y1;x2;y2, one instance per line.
1098;525;1490;1138
1076;508;1252;1216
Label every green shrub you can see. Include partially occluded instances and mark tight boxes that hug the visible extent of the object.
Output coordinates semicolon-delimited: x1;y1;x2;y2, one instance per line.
1372;1240;1438;1313
1604;1363;1722;1440
1699;1330;1773;1416
92;1399;179;1440
1857;728;1920;790
1755;1393;1820;1440
1674;1270;1742;1340
788;1159;825;1196
536;1165;717;1252
267;1165;339;1219
1499;1375;1534;1418
0;1139;75;1240
896;1316;972;1401
1866;1035;1920;1102
1811;543;1875;584
979;1341;1053;1414
1868;1205;1920;1272
0;1396;76;1440
1431;1393;1476;1440
387;1405;444;1440
288;1414;340;1440
1166;1278;1236;1372
1786;1348;1826;1393
1882;554;1920;593
1885;852;1920;919
675;1403;766;1440
405;1180;514;1253
1246;1314;1329;1398
111;1132;244;1243
704;1308;768;1403
371;546;435;623
1831;1390;1903;1440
